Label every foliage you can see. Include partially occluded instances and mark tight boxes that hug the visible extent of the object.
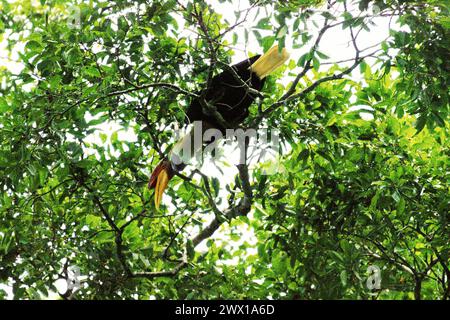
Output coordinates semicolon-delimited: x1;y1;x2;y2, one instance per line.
0;0;448;299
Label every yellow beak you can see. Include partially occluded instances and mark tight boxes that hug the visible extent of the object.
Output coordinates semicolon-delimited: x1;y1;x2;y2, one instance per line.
149;159;173;210
250;45;290;79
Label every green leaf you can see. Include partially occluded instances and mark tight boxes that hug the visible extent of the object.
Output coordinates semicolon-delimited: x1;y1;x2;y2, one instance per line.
256;17;271;30
312;56;320;70
340;270;347;287
262;36;275;52
25;40;42;52
293;18;300;31
99;133;108;143
316;50;329;60
84;66;101;78
297;148;309;162
111;131;119;143
272;252;287;275
397;197;406;214
211;177;220;196
86;215;102;227
276;25;288;39
253;30;263;46
187;240;195;259
297;52;310;67
0;97;10;112
118;16;129;32
415;114;427;134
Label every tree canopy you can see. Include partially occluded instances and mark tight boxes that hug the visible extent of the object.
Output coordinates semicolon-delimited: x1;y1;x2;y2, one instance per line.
0;0;448;299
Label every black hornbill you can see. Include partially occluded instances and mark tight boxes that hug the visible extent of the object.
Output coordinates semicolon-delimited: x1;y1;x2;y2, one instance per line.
148;45;289;208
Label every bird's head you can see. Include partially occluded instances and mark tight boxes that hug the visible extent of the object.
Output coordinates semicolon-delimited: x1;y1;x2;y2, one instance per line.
148;158;174;209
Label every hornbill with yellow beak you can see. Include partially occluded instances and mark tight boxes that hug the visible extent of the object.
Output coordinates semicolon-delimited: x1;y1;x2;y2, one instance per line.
148;45;290;208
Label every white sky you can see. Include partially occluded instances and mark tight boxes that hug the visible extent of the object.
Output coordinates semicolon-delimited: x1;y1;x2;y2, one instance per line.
0;0;400;299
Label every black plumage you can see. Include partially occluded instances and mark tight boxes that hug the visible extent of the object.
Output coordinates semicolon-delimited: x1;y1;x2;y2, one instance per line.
185;55;265;131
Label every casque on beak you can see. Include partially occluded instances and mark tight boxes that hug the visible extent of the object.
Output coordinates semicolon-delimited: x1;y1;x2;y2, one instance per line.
148;159;173;209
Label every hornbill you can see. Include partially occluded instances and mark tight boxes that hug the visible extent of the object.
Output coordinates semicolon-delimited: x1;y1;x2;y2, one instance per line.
148;45;290;208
